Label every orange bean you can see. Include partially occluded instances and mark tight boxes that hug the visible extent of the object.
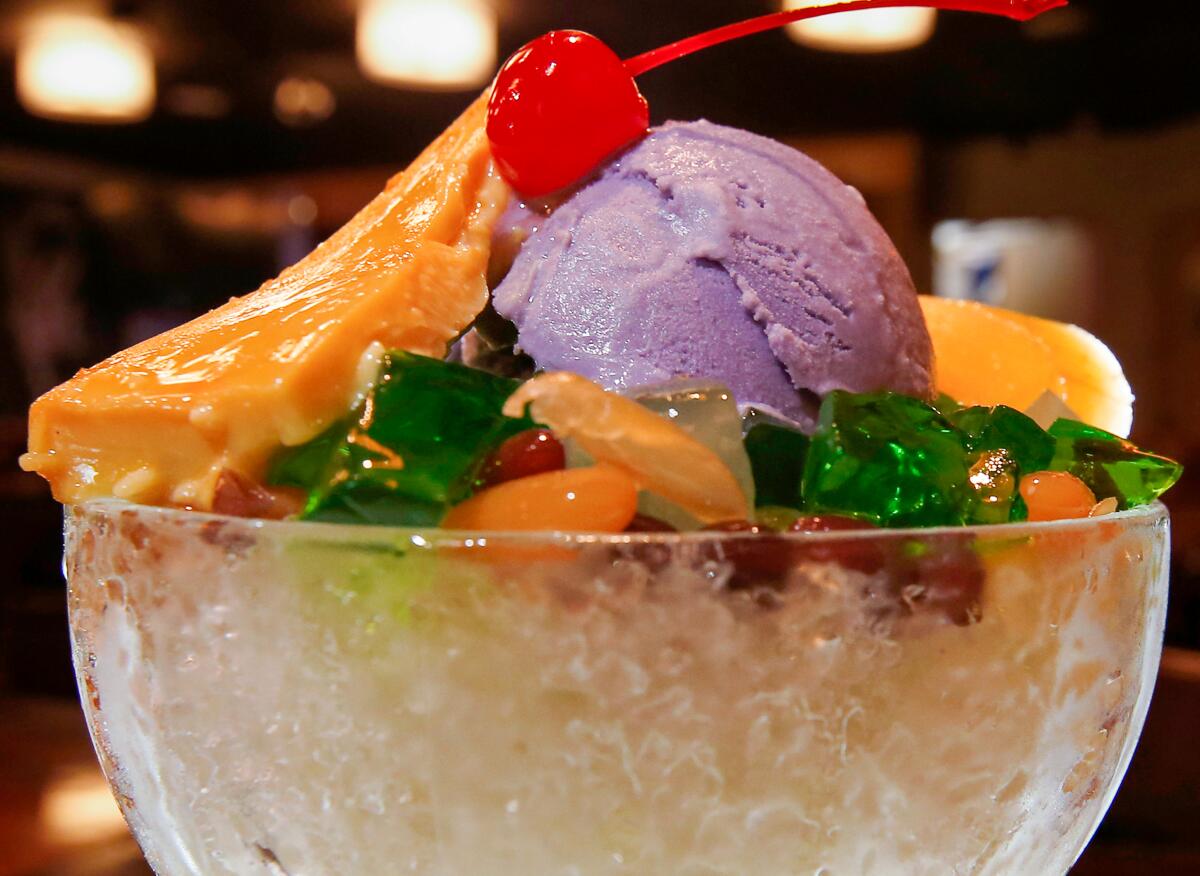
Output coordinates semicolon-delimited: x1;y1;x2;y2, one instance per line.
443;465;638;532
1019;471;1097;522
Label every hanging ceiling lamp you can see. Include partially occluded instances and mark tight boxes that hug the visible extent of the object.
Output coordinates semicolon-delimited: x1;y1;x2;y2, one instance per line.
782;2;936;53
17;13;155;123
356;0;497;90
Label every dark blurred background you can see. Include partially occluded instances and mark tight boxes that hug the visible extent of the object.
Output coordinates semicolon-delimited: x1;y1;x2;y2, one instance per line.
1;1;1198;873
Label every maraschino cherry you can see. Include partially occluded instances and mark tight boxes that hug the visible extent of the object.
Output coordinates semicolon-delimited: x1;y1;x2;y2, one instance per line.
487;31;648;199
487;0;1066;197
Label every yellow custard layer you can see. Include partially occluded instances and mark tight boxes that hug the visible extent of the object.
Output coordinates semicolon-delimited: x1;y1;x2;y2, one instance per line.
23;94;509;509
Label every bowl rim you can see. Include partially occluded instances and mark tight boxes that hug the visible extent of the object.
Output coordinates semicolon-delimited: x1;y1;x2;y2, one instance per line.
68;498;1169;547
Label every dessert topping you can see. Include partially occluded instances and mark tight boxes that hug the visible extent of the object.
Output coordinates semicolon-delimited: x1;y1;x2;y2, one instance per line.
1046;419;1181;509
504;372;750;523
487;1;1066;195
269;359;1179;531
487;31;648;198
1019;471;1097;522
269;351;533;525
442;464;638;532
478;429;566;487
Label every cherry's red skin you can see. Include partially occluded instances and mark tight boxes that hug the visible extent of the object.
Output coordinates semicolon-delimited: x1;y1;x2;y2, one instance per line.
479;429;566;487
487;4;1064;195
487;30;649;197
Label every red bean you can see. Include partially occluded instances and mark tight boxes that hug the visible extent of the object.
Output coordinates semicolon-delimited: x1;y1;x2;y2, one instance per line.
789;514;884;575
479;429;566;486
624;514;677;533
612;514;677;570
701;520;791;589
212;469;305;520
897;537;984;626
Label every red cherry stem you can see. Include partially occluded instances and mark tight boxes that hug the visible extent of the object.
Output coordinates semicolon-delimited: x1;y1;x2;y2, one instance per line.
624;0;1066;77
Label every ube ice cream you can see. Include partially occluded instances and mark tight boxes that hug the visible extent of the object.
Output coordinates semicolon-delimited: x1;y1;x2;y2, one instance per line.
492;120;933;427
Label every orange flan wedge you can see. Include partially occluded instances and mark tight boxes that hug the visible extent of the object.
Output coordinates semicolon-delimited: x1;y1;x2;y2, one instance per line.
23;93;511;508
919;296;1134;438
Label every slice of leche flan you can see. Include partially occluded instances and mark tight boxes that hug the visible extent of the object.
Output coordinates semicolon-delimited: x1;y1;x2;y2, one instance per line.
22;93;511;509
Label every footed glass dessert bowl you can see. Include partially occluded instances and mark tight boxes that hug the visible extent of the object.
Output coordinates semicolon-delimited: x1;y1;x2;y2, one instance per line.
67;499;1168;876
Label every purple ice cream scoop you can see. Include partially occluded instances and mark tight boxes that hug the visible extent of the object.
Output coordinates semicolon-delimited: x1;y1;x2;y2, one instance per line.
491;120;933;428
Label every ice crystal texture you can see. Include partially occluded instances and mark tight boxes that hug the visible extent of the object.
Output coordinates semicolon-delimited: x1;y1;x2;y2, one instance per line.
68;501;1168;874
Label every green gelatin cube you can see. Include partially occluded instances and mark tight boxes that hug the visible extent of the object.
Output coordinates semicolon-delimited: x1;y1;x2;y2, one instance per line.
271;351;534;525
301;481;447;527
950;405;1055;523
1048;419;1183;509
964;448;1021;525
802;391;971;527
930;392;964;419
950;405;1055;473
268;420;348;490
744;421;809;509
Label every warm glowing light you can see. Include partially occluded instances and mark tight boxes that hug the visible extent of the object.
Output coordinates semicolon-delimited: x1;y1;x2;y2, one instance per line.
16;15;155;122
274;77;336;126
783;2;936;53
166;84;232;119
287;194;319;226
40;767;129;845
356;0;497;90
87;180;140;219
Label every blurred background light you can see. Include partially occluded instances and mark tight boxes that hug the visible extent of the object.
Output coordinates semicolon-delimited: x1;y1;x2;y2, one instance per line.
165;84;232;120
783;2;936;53
287;194;319;227
356;0;497;90
16;14;155;123
273;77;336;127
39;767;128;845
85;180;141;220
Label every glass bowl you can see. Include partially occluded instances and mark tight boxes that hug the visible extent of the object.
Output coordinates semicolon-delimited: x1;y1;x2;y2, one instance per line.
65;499;1169;875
